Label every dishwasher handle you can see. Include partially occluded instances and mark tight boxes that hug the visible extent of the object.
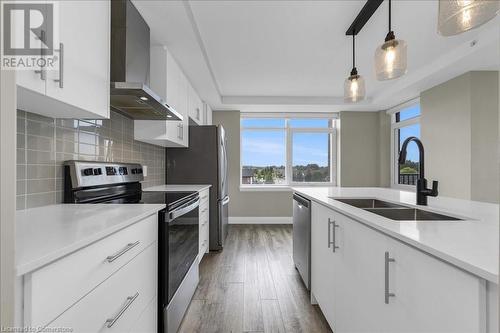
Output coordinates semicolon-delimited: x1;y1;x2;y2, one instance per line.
293;193;310;208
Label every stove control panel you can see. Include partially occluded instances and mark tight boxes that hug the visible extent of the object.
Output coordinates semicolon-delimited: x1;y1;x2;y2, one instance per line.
64;161;144;188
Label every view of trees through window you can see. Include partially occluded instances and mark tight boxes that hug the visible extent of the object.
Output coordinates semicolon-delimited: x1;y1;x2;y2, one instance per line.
396;104;421;185
241;118;333;185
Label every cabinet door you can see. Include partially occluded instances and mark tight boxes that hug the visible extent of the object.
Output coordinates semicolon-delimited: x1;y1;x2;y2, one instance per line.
188;85;203;125
204;103;213;125
165;51;184;146
331;212;390;333
310;202;337;328
13;2;47;96
45;0;110;118
384;237;485;333
177;72;189;146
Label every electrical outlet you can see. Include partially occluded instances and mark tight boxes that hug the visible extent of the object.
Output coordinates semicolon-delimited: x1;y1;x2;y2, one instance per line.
142;165;148;177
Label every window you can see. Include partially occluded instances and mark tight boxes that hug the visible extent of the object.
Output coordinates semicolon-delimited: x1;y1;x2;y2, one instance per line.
390;100;421;187
241;115;336;187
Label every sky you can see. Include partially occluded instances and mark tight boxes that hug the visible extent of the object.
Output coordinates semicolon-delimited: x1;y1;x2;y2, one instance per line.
241;130;329;167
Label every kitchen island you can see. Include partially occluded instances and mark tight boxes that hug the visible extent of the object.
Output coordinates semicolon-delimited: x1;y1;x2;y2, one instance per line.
293;186;498;333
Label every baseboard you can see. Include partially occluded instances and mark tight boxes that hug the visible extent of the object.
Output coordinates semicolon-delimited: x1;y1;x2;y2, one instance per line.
229;216;293;224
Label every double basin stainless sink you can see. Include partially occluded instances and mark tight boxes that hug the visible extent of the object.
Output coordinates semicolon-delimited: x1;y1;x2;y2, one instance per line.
331;198;462;221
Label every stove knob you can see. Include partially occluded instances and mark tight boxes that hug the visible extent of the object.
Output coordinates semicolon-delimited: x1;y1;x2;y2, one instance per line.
137;168;143;174
83;168;94;176
93;168;102;175
131;168;137;174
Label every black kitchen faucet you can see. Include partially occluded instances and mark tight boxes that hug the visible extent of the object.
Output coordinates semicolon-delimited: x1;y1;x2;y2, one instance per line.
398;136;438;205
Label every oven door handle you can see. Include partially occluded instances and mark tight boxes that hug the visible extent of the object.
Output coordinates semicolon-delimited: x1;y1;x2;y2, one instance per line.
168;197;200;221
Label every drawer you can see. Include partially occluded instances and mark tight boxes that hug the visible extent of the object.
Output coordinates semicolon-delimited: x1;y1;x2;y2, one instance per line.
199;221;209;257
199;209;209;226
199;201;209;216
24;214;158;327
130;296;157;333
199;189;209;204
47;242;158;333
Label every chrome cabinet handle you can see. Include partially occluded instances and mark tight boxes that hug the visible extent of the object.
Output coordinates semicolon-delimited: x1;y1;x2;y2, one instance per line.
106;241;140;263
177;124;183;140
53;43;64;88
327;218;339;252
196;108;200;120
105;292;139;328
34;30;46;80
385;251;396;304
201;208;207;213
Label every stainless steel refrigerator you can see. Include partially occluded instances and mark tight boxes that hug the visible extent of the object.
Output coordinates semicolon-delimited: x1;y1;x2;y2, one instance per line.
166;125;229;251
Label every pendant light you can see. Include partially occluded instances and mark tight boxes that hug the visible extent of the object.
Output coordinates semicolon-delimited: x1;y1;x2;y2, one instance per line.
438;0;500;36
374;0;407;81
344;33;365;103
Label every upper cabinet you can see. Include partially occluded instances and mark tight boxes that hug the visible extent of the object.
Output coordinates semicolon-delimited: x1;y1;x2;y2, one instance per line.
188;83;204;125
204;103;213;125
16;1;110;119
135;46;189;147
135;44;210;147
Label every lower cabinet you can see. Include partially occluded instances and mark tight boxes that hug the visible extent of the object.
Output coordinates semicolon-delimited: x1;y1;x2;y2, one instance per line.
199;188;210;260
48;243;157;333
22;214;158;333
311;202;487;333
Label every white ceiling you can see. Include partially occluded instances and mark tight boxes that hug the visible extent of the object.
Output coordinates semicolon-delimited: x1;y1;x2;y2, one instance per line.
133;0;500;113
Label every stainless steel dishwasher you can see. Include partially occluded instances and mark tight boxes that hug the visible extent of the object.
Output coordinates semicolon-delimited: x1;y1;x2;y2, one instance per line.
293;193;311;290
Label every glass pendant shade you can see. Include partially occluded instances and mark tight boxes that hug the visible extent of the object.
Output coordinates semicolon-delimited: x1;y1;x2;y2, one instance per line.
438;0;500;36
375;37;407;81
344;73;365;103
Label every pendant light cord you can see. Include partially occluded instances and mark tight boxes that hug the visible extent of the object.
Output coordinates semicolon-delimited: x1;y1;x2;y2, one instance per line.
385;0;395;41
388;0;391;32
352;33;355;69
350;31;358;76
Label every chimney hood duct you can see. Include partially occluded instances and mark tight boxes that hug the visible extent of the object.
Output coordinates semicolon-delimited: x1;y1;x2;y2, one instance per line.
110;0;182;121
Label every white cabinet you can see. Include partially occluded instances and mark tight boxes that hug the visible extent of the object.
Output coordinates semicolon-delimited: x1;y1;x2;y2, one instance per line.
199;189;210;260
204;103;213;125
311;202;487;333
16;0;110;119
22;214;158;332
48;243;157;333
188;83;204;125
310;202;337;327
135;46;188;147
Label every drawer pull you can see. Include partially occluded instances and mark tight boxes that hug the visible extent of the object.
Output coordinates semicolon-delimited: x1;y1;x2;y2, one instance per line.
106;241;140;263
201;208;208;213
201;195;208;200
105;292;139;328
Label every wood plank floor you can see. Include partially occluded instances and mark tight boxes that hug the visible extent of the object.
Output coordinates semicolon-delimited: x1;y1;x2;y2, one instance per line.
179;225;332;333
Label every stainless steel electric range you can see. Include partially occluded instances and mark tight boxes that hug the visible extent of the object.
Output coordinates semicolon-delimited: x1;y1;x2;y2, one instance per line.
63;160;199;333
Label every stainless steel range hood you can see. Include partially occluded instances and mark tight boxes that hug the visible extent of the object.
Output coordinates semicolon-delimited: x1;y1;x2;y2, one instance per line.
110;0;182;121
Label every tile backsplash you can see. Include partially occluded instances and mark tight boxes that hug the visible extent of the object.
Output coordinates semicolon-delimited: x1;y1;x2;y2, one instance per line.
17;110;166;209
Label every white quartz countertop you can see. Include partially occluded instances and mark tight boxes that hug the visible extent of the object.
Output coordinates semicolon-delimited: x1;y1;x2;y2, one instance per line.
143;184;212;192
293;187;499;284
16;204;165;276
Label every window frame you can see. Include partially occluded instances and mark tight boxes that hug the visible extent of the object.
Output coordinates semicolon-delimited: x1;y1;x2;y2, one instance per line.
388;98;421;191
240;113;337;189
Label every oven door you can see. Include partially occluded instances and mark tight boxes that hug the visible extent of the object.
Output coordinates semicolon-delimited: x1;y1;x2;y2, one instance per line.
166;194;200;303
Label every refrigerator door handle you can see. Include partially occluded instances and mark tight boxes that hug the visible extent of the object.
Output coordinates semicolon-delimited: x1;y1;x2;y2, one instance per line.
221;196;230;205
